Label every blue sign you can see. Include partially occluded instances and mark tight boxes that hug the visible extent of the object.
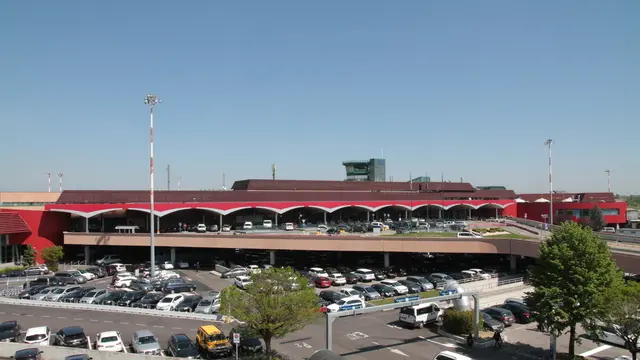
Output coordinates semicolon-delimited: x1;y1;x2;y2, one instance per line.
339;304;363;311
439;289;457;296
394;297;407;303
407;295;420;301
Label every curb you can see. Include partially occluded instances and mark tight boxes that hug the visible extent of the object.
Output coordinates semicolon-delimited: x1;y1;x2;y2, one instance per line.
437;328;494;348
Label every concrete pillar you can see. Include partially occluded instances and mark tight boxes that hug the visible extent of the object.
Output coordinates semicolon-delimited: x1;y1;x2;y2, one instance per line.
495;208;499;219
101;214;105;232
0;235;4;264
84;246;91;265
404;210;408;220
468;208;472;219
156;216;160;234
85;217;90;233
269;251;276;266
438;209;443;219
510;255;517;273
383;252;390;268
274;215;278;227
323;212;327;224
366;212;370;222
219;214;223;230
170;248;176;264
473;294;480;338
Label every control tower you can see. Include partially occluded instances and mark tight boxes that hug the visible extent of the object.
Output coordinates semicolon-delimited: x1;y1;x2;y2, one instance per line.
342;158;386;182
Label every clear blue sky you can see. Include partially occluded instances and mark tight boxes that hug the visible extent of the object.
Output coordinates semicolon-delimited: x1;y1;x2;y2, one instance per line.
1;1;638;194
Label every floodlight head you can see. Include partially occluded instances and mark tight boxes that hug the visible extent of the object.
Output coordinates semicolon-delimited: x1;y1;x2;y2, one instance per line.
544;139;553;146
144;94;160;106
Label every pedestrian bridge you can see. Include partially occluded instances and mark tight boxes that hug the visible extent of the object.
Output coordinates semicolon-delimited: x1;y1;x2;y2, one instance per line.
63;232;640;274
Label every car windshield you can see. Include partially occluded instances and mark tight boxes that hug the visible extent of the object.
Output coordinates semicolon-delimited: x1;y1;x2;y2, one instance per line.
386;282;400;286
105;292;123;299
25;333;47;341
53;288;65;294
122;292;138;299
440;275;453;281
177;339;194;349
334;275;344;278
365;287;377;293
199;300;212;306
208;333;226;341
101;336;119;343
39;288;52;294
84;291;98;297
360;270;372;274
412;277;427;283
160;297;173;303
138;335;156;344
144;293;163;300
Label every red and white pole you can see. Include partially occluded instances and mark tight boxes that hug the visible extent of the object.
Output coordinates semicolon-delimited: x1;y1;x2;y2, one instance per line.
144;95;160;277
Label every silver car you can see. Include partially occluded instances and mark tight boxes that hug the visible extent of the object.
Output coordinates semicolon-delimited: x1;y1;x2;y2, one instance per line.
44;286;81;302
132;330;162;355
30;287;57;301
195;297;220;314
79;289;109;304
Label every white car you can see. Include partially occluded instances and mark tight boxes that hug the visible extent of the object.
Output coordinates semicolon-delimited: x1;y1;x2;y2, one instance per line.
338;288;363;300
196;224;207;233
111;263;127;272
114;276;137;288
468;268;491;280
456;231;482;238
160;261;174;270
328;273;346;286
243;222;253;230
23;326;51;346
78;269;96;281
235;276;253;290
317;224;328;230
326;296;365;313
95;331;125;352
263;220;273;229
247;265;261;274
380;280;408;295
308;267;329;278
433;351;473;360
284;223;294;231
222;224;232;232
177;261;190;269
156;293;186;311
352;268;376;282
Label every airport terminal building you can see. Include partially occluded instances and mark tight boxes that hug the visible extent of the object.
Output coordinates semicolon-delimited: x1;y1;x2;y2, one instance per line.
0;179;628;263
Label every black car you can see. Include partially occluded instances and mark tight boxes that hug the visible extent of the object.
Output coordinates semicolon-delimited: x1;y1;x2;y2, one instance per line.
166;333;201;358
85;267;106;278
501;302;534;323
483;307;516;327
64;356;91;360
336;266;353;274
19;285;48;299
229;326;263;353
54;326;88;348
352;225;367;233
318;290;346;303
344;273;358;284
8;270;27;277
131;292;165;309
372;269;386;280
99;290;127;305
397;280;421;294
60;287;96;303
0;320;21;342
371;284;395;297
117;290;147;306
326;228;340;235
129;279;155;292
162;282;196;294
175;295;204;312
482;312;505;332
12;348;43;360
393;267;408;277
382;268;397;279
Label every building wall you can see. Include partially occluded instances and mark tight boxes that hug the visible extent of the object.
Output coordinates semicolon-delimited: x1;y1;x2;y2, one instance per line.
516;202;627;225
7;210;69;263
502;203;518;217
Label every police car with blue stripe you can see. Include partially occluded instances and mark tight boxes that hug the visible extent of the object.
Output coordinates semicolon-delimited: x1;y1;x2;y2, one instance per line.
326;296;365;313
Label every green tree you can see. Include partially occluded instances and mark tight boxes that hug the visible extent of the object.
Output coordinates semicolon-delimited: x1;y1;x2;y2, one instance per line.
220;267;319;358
41;246;64;272
525;222;622;358
21;245;37;266
589;205;606;231
586;282;640;360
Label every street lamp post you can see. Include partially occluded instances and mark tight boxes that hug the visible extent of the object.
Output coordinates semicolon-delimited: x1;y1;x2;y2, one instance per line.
605;169;611;193
544;139;554;226
144;94;161;277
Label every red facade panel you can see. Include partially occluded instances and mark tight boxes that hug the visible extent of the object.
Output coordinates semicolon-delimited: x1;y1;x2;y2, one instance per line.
7;210;69;263
516;201;627;225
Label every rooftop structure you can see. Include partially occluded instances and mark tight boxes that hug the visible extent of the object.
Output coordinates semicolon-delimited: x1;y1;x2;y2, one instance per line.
342;158;386;182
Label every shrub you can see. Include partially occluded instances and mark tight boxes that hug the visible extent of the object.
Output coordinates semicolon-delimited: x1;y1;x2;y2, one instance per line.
22;245;37;267
442;308;483;335
41;246;64;272
0;266;27;274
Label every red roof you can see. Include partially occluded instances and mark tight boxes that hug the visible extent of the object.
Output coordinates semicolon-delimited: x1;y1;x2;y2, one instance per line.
0;212;31;234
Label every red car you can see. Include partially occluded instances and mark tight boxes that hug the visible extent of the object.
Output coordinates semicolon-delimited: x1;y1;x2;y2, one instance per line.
313;276;332;288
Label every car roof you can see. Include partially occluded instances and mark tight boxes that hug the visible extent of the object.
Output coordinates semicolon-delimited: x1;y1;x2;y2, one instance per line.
1;320;17;326
236;275;251;280
25;326;48;335
200;325;222;335
61;326;84;335
135;329;155;337
15;348;39;357
99;331;119;338
172;333;191;342
356;268;371;271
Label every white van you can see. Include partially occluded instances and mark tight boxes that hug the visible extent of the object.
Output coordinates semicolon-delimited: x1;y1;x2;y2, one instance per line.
284;223;294;231
353;268;376;282
398;302;443;328
433;351;474;360
263;220;273;229
243;222;253;230
456;232;482;238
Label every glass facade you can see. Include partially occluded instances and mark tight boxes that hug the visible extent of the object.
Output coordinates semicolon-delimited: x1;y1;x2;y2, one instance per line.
0;202;55;206
342;158;386;182
556;208;620;218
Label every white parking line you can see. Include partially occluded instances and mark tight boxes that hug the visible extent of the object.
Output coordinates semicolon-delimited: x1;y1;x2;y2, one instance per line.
172;327;182;330
104;320;113;323
25;314;33;317
12;313;21;316
42;315;50;318
136;324;146;326
120;322;129;325
58;317;67;320
579;345;611;357
90;319;98;322
74;318;83;321
153;325;164;328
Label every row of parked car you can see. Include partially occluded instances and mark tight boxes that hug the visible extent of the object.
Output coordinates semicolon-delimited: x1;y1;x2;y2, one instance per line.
1;319;264;359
